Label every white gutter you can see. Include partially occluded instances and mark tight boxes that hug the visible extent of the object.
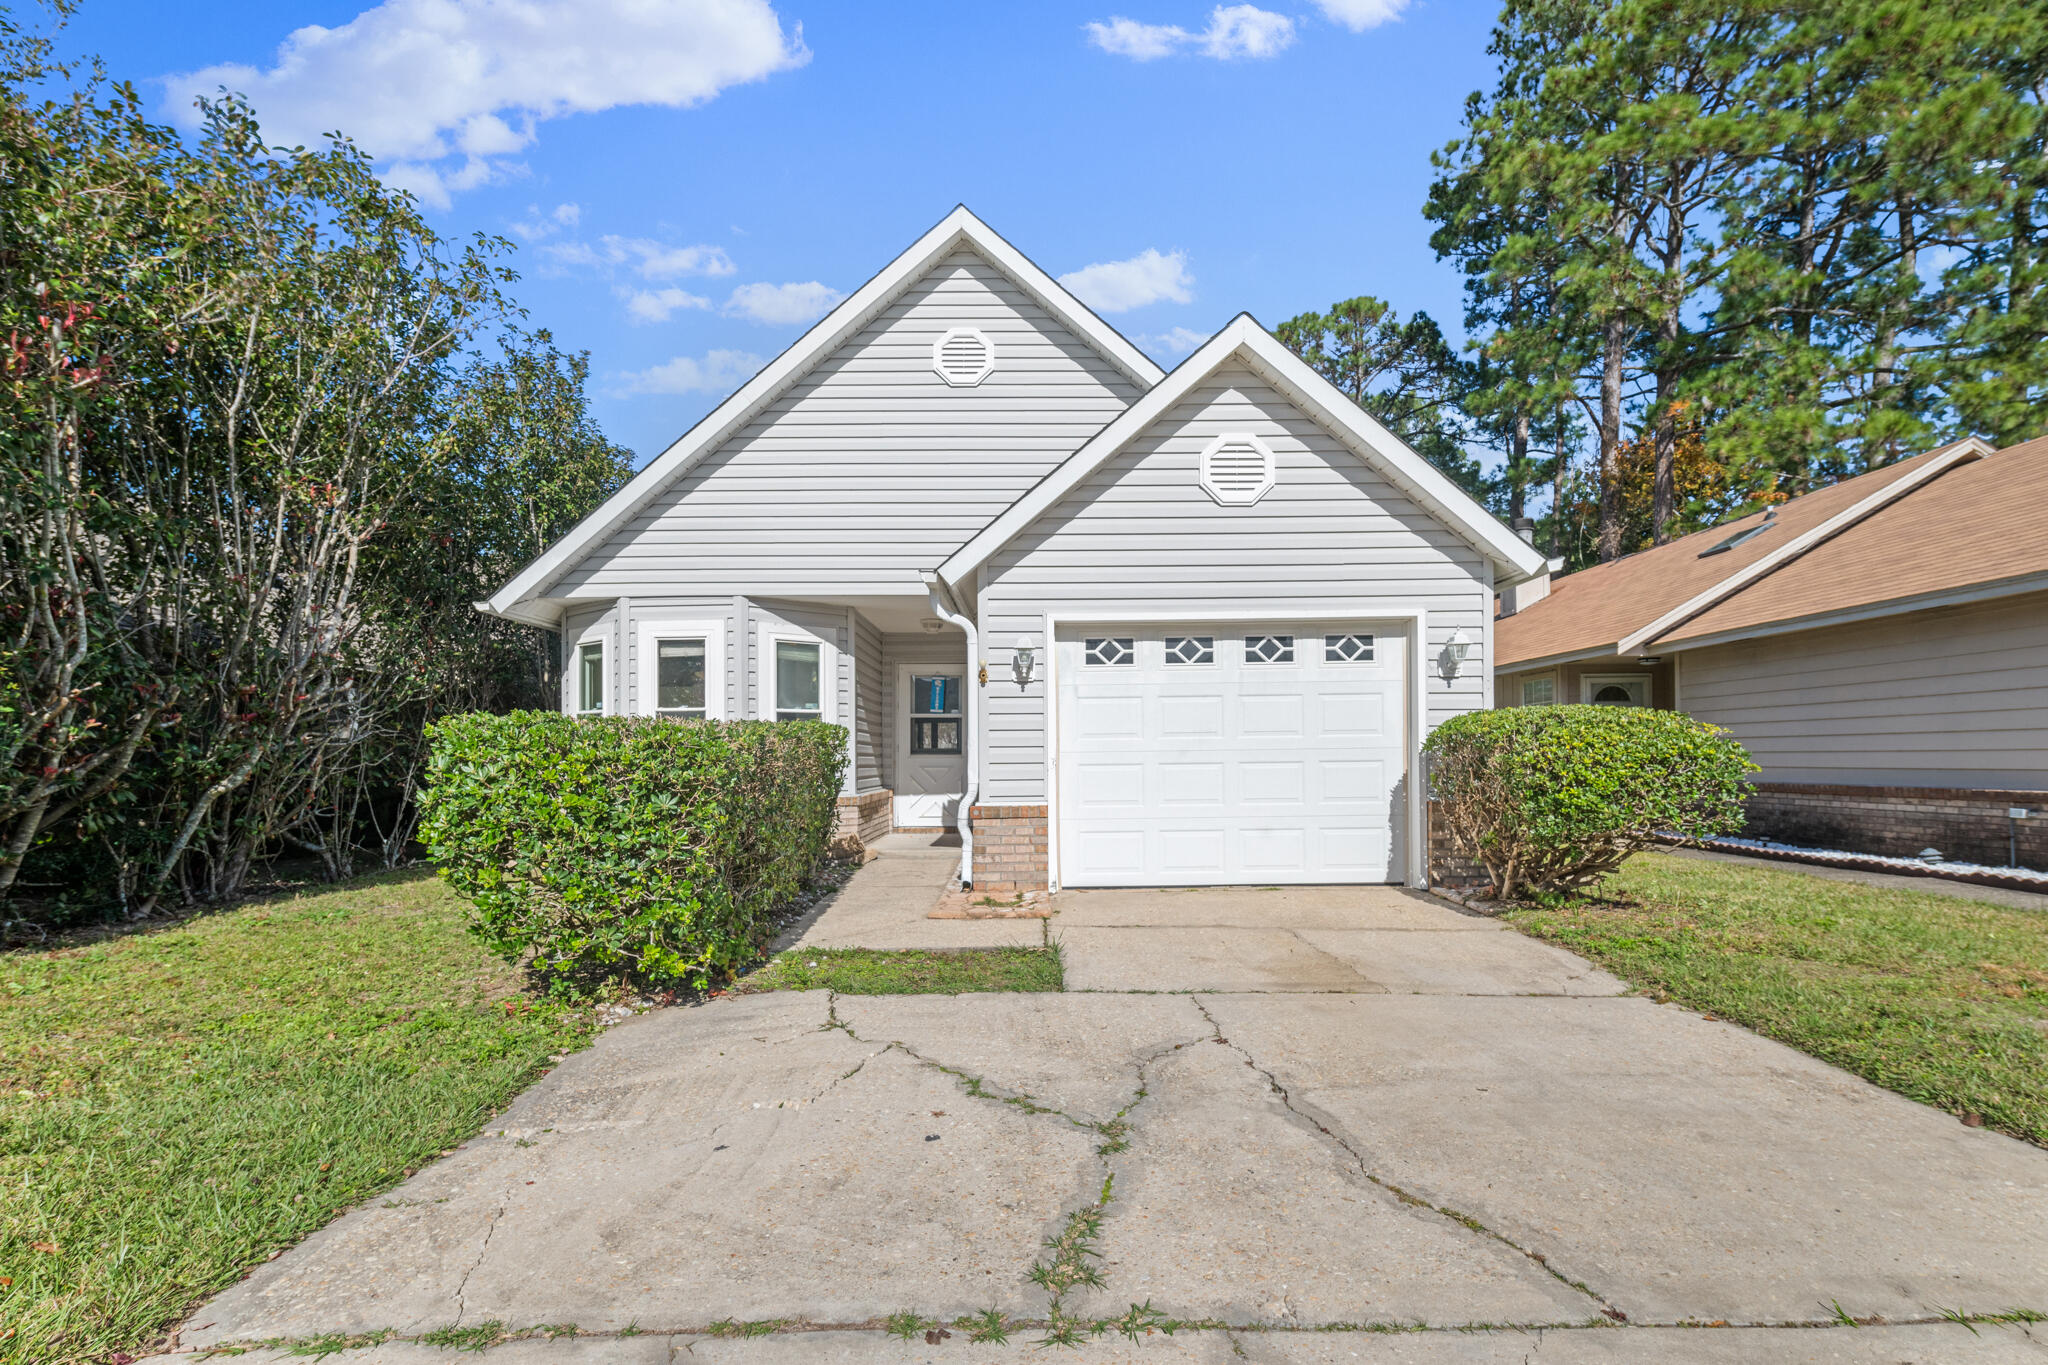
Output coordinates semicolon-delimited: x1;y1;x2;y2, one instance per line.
922;575;978;889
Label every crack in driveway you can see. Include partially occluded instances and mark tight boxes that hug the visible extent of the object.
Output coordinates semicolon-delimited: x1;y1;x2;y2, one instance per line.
1189;994;1623;1318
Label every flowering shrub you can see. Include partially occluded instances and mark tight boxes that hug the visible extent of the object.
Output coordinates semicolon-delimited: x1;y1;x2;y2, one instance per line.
420;712;846;988
1424;705;1754;900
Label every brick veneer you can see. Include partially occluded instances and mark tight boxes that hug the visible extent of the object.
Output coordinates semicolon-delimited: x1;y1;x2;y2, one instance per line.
832;789;892;851
970;804;1049;893
1743;782;2047;869
1426;799;1490;890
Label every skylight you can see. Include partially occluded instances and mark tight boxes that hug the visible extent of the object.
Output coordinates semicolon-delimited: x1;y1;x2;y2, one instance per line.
1698;509;1778;557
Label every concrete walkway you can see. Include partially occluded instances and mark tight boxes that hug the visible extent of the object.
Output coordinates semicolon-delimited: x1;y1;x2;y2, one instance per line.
146;847;2048;1363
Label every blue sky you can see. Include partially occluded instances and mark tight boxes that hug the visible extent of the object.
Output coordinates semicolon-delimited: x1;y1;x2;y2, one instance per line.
59;0;1501;463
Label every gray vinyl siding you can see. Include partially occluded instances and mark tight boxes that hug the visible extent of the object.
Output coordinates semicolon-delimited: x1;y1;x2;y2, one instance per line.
553;248;1142;597
977;363;1495;803
1678;591;2048;789
750;599;857;795
617;597;740;719
852;611;884;793
560;602;621;715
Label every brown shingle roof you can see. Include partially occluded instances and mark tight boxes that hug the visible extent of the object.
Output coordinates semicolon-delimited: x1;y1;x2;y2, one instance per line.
1654;434;2048;646
1495;446;1953;668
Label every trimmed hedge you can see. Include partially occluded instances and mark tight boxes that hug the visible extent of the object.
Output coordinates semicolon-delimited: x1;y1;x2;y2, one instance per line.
419;712;847;988
1423;705;1755;900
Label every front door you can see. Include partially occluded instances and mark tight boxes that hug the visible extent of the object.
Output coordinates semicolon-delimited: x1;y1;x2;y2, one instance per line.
895;666;966;828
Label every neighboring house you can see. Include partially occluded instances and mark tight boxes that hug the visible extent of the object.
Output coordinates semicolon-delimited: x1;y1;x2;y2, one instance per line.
1496;436;2048;868
485;208;1546;893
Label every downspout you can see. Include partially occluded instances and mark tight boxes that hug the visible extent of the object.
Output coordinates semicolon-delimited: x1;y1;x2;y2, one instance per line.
923;575;978;889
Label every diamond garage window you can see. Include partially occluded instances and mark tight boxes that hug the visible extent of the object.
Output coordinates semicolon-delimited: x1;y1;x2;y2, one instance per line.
775;640;822;721
576;641;604;715
1325;633;1374;663
654;638;706;719
1084;637;1135;666
1164;635;1215;665
910;673;962;754
1244;634;1295;665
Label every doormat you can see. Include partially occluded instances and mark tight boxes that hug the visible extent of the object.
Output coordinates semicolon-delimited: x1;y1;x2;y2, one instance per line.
928;885;1053;919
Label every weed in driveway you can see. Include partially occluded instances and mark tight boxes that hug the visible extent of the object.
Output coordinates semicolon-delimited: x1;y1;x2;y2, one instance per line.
956;1308;1011;1344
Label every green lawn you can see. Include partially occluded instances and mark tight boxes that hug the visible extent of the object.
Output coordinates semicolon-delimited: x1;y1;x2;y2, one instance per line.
0;871;595;1365
740;943;1064;995
1510;852;2048;1146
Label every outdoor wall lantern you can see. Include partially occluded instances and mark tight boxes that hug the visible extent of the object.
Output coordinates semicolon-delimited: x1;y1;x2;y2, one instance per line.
1011;642;1037;688
1440;628;1474;681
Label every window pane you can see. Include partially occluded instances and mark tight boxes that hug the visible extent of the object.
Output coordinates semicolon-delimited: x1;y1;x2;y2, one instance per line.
578;643;603;714
1245;634;1294;664
1084;637;1134;666
1165;636;1214;665
911;718;961;754
1521;677;1555;706
776;640;821;716
911;674;960;715
657;638;706;712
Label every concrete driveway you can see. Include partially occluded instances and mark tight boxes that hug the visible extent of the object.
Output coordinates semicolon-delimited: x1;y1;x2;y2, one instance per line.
148;849;2048;1363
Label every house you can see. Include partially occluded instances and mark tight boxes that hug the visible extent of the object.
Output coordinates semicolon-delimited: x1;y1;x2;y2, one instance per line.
1496;436;2048;868
484;207;1547;893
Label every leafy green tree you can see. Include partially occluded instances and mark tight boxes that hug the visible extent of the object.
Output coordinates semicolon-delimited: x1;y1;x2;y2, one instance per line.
1275;295;1486;497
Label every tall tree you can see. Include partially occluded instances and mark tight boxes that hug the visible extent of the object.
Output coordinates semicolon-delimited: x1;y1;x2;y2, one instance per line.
1275;295;1486;497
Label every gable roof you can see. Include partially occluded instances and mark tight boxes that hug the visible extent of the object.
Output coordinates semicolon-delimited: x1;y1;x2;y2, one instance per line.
937;313;1550;589
1652;433;2048;649
484;206;1166;625
1495;436;1998;669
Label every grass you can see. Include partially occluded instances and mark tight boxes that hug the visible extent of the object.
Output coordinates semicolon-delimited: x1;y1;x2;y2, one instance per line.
1508;852;2048;1145
740;943;1063;995
0;869;595;1365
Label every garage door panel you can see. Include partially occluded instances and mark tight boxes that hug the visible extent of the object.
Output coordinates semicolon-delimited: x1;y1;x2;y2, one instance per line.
1057;621;1406;887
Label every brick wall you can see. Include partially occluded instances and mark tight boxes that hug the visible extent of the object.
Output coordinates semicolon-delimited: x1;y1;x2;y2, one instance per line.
1425;799;1491;890
970;804;1048;893
1744;783;2047;870
832;789;893;851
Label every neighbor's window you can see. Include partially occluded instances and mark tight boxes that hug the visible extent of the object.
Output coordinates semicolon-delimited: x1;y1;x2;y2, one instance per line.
576;641;604;715
654;637;707;719
775;640;822;721
909;674;962;754
1521;676;1555;707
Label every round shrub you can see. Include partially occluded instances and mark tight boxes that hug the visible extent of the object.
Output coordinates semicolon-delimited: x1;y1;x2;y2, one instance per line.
1423;705;1755;900
419;712;847;989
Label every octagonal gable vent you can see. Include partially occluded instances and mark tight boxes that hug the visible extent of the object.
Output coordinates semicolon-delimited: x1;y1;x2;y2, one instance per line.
932;328;994;387
1199;433;1276;506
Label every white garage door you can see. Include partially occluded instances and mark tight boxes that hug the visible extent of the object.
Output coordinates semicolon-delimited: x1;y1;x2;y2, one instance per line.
1054;622;1407;886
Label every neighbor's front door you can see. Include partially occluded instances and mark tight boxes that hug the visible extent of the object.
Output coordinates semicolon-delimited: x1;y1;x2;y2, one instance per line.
895;667;965;828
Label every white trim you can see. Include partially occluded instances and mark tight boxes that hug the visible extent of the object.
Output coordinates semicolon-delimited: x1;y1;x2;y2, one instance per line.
932;327;995;387
636;618;726;720
1198;432;1276;506
939;315;1547;590
1580;673;1651;707
1040;607;1430;890
1651;566;2048;653
485;207;1163;623
570;619;609;716
1615;437;1995;656
756;621;839;723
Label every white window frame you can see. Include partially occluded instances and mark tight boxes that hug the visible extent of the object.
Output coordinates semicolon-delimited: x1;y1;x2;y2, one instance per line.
1580;673;1651;707
571;621;609;716
756;622;838;723
1519;672;1559;707
637;618;725;720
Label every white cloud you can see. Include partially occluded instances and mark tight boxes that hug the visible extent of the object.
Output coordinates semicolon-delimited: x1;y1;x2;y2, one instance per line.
1059;249;1194;313
723;281;844;326
510;201;581;242
621;287;713;324
1311;0;1410;31
1136;326;1212;358
544;235;737;280
1085;5;1294;61
162;0;807;207
1200;4;1295;57
612;349;764;397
